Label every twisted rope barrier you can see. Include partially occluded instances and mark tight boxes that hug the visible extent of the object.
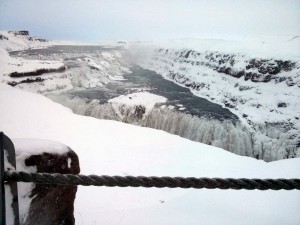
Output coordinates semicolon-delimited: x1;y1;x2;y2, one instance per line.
2;133;300;225
5;171;300;190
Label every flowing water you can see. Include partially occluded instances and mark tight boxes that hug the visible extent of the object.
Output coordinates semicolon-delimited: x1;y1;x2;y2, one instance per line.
69;66;238;121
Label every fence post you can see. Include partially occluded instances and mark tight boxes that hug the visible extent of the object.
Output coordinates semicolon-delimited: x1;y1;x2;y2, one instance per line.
0;132;20;225
0;132;6;225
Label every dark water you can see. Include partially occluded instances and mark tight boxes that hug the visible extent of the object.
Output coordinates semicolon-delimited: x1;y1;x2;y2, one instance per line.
10;45;238;121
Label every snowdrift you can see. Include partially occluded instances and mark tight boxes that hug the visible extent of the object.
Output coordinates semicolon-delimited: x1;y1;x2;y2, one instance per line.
0;84;300;225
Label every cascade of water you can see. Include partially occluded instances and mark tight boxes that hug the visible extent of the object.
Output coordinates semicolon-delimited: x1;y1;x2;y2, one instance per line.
49;94;299;161
142;108;254;157
49;94;257;158
48;95;119;121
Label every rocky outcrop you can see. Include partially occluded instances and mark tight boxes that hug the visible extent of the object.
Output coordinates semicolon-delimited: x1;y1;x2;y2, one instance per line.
0;34;8;40
134;105;146;119
3;30;48;44
24;148;80;225
139;47;300;161
7;77;44;87
9;30;29;36
9;66;66;78
153;48;298;84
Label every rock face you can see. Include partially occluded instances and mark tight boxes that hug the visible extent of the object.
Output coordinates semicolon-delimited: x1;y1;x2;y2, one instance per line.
24;149;80;225
9;66;66;78
9;30;29;36
138;46;300;161
0;34;8;40
152;48;298;85
7;77;44;87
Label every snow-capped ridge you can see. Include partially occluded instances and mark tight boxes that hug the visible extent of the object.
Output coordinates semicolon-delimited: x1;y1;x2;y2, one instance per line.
0;30;50;51
0;31;131;94
150;48;299;84
135;36;300;60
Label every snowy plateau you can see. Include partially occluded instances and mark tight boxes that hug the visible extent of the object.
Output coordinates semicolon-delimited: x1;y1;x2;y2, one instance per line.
0;31;300;225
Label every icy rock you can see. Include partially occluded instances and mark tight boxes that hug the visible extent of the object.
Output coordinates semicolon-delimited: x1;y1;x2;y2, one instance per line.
277;102;287;108
0;34;8;40
22;144;80;225
134;105;146;119
9;66;66;78
8;30;29;36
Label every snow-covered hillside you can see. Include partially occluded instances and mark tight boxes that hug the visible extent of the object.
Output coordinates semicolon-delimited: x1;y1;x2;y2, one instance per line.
0;31;130;94
133;38;300;161
0;30;51;51
0;31;66;88
1;84;300;225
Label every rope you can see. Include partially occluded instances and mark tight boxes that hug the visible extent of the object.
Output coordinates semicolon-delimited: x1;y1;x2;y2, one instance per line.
4;171;300;190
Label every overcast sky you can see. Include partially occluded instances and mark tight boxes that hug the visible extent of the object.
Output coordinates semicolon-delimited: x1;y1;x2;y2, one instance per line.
0;0;299;41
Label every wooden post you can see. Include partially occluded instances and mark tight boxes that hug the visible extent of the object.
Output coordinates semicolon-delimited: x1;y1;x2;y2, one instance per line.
0;132;20;225
0;132;6;225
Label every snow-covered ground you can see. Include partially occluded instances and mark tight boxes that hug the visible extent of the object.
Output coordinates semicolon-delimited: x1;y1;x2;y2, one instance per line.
132;37;300;161
1;84;300;225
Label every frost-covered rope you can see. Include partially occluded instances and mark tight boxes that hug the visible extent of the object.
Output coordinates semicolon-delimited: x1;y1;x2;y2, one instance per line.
4;171;300;190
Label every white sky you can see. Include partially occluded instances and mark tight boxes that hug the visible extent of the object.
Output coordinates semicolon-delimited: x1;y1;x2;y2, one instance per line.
0;0;299;41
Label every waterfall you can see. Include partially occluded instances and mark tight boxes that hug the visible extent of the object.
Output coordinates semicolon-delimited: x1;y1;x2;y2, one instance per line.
48;94;299;161
48;95;119;121
143;108;254;157
48;94;256;158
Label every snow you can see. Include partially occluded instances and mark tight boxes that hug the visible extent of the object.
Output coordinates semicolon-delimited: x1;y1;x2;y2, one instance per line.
108;92;167;116
13;138;69;159
68;158;72;168
132;38;300;127
0;31;52;52
0;51;64;77
83;57;104;70
133;38;300;161
0;31;65;88
0;83;300;225
1;31;300;224
0;30;131;94
130;36;300;60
